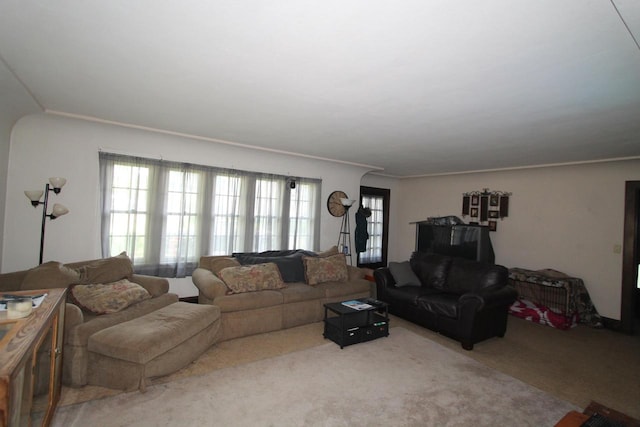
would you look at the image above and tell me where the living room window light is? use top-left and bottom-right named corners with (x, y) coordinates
top-left (99, 152), bottom-right (321, 277)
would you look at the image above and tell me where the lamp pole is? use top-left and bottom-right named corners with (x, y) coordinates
top-left (39, 184), bottom-right (51, 265)
top-left (25, 177), bottom-right (68, 265)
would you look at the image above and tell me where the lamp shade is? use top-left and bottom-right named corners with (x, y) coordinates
top-left (24, 190), bottom-right (44, 202)
top-left (48, 177), bottom-right (67, 190)
top-left (50, 203), bottom-right (69, 218)
top-left (340, 198), bottom-right (356, 207)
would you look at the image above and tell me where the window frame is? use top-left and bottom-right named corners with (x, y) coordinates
top-left (99, 152), bottom-right (321, 277)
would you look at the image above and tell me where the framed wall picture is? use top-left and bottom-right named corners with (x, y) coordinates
top-left (463, 189), bottom-right (511, 232)
top-left (480, 195), bottom-right (489, 222)
top-left (499, 196), bottom-right (509, 217)
top-left (462, 195), bottom-right (470, 216)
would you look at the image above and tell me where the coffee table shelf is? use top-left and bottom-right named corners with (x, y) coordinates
top-left (323, 300), bottom-right (389, 348)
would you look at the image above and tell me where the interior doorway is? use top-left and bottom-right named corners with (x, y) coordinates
top-left (357, 186), bottom-right (390, 270)
top-left (621, 181), bottom-right (640, 334)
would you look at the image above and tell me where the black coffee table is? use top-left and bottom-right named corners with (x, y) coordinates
top-left (323, 298), bottom-right (389, 348)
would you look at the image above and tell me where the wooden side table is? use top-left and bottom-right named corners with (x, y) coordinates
top-left (0, 288), bottom-right (66, 427)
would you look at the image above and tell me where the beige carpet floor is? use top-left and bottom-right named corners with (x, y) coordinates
top-left (58, 315), bottom-right (640, 420)
top-left (52, 327), bottom-right (578, 426)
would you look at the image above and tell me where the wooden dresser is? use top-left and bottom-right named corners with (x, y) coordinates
top-left (0, 288), bottom-right (66, 427)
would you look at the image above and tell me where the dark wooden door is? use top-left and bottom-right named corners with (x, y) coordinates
top-left (621, 181), bottom-right (640, 334)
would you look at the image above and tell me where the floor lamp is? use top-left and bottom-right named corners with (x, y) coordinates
top-left (24, 177), bottom-right (69, 264)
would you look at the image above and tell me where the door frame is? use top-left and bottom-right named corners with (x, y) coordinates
top-left (357, 186), bottom-right (390, 269)
top-left (620, 180), bottom-right (640, 334)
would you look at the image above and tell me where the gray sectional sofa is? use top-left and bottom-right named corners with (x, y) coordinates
top-left (192, 247), bottom-right (372, 341)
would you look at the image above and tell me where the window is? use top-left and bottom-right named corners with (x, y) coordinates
top-left (357, 186), bottom-right (390, 269)
top-left (106, 163), bottom-right (150, 263)
top-left (253, 178), bottom-right (283, 252)
top-left (210, 174), bottom-right (244, 255)
top-left (288, 182), bottom-right (318, 250)
top-left (163, 169), bottom-right (201, 265)
top-left (99, 152), bottom-right (321, 277)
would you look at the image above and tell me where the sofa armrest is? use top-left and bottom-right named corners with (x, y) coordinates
top-left (373, 267), bottom-right (397, 302)
top-left (65, 302), bottom-right (84, 329)
top-left (130, 274), bottom-right (169, 297)
top-left (192, 267), bottom-right (228, 301)
top-left (458, 285), bottom-right (518, 312)
top-left (347, 265), bottom-right (365, 280)
top-left (0, 270), bottom-right (28, 293)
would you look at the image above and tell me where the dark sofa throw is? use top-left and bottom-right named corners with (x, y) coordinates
top-left (234, 250), bottom-right (316, 283)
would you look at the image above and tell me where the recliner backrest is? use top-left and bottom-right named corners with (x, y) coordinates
top-left (409, 252), bottom-right (452, 290)
top-left (446, 257), bottom-right (507, 293)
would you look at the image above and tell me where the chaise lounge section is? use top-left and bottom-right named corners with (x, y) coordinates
top-left (0, 253), bottom-right (220, 389)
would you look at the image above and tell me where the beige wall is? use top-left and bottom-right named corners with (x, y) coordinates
top-left (0, 62), bottom-right (42, 265)
top-left (4, 113), bottom-right (639, 316)
top-left (390, 159), bottom-right (640, 320)
top-left (3, 113), bottom-right (373, 274)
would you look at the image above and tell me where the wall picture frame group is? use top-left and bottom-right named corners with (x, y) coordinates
top-left (461, 189), bottom-right (511, 232)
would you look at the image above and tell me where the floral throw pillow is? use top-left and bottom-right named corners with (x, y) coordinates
top-left (218, 262), bottom-right (286, 294)
top-left (69, 279), bottom-right (151, 315)
top-left (303, 254), bottom-right (348, 285)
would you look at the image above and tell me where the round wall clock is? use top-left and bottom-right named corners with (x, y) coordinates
top-left (327, 190), bottom-right (348, 217)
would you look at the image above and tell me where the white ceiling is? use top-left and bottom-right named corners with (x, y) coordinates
top-left (1, 0), bottom-right (639, 177)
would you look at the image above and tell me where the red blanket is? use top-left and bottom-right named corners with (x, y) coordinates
top-left (509, 299), bottom-right (577, 330)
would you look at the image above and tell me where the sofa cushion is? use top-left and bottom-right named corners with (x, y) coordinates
top-left (21, 261), bottom-right (81, 290)
top-left (213, 290), bottom-right (284, 312)
top-left (386, 286), bottom-right (442, 306)
top-left (88, 302), bottom-right (220, 364)
top-left (447, 258), bottom-right (508, 293)
top-left (417, 293), bottom-right (459, 318)
top-left (218, 262), bottom-right (286, 294)
top-left (69, 279), bottom-right (151, 315)
top-left (389, 261), bottom-right (421, 287)
top-left (303, 254), bottom-right (348, 285)
top-left (279, 283), bottom-right (324, 304)
top-left (75, 252), bottom-right (134, 285)
top-left (409, 252), bottom-right (452, 290)
top-left (314, 278), bottom-right (370, 299)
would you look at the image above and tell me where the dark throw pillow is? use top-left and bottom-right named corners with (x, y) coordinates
top-left (234, 250), bottom-right (315, 283)
top-left (388, 261), bottom-right (421, 287)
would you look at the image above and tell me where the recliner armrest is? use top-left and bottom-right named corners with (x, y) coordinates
top-left (192, 267), bottom-right (228, 301)
top-left (459, 285), bottom-right (518, 311)
top-left (374, 267), bottom-right (397, 301)
top-left (130, 274), bottom-right (169, 297)
top-left (347, 265), bottom-right (365, 280)
top-left (64, 302), bottom-right (84, 329)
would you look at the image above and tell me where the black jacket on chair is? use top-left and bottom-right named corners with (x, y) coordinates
top-left (374, 252), bottom-right (517, 350)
